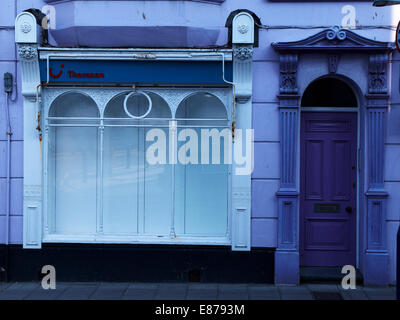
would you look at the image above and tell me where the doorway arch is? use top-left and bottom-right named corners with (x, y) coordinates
top-left (301, 77), bottom-right (358, 108)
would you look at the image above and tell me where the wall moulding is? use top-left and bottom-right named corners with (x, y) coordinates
top-left (272, 27), bottom-right (394, 53)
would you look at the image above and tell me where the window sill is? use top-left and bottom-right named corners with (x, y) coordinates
top-left (43, 234), bottom-right (231, 246)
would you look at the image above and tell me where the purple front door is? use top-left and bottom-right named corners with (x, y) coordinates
top-left (300, 112), bottom-right (357, 266)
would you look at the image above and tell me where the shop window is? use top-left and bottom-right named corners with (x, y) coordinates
top-left (175, 93), bottom-right (229, 236)
top-left (102, 92), bottom-right (172, 235)
top-left (47, 92), bottom-right (99, 234)
top-left (45, 89), bottom-right (231, 243)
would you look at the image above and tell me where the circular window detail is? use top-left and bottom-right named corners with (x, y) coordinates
top-left (123, 91), bottom-right (152, 119)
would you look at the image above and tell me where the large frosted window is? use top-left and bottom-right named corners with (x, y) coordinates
top-left (46, 90), bottom-right (230, 242)
top-left (175, 93), bottom-right (229, 236)
top-left (103, 92), bottom-right (172, 235)
top-left (47, 92), bottom-right (99, 234)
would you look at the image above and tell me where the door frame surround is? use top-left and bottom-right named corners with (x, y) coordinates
top-left (300, 75), bottom-right (361, 268)
top-left (272, 26), bottom-right (393, 285)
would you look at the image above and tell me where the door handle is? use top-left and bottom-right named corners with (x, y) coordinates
top-left (345, 206), bottom-right (352, 214)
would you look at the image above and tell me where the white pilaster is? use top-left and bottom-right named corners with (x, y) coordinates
top-left (16, 12), bottom-right (43, 249)
top-left (231, 12), bottom-right (254, 251)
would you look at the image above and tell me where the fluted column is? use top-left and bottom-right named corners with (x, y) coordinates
top-left (364, 53), bottom-right (389, 285)
top-left (275, 54), bottom-right (300, 285)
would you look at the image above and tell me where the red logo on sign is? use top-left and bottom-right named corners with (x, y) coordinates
top-left (48, 64), bottom-right (105, 80)
top-left (49, 64), bottom-right (64, 79)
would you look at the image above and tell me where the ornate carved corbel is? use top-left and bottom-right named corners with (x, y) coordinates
top-left (233, 46), bottom-right (253, 60)
top-left (18, 44), bottom-right (38, 61)
top-left (279, 54), bottom-right (298, 94)
top-left (233, 45), bottom-right (253, 103)
top-left (368, 54), bottom-right (388, 94)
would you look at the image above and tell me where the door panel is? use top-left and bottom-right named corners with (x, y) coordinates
top-left (300, 112), bottom-right (357, 267)
top-left (332, 139), bottom-right (351, 201)
top-left (305, 140), bottom-right (324, 200)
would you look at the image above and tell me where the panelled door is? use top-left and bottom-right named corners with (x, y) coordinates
top-left (300, 112), bottom-right (357, 266)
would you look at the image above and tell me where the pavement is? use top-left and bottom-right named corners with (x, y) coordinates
top-left (0, 282), bottom-right (396, 300)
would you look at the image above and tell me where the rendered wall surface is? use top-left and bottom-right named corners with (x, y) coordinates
top-left (0, 0), bottom-right (399, 284)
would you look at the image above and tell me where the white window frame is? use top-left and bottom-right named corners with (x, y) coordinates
top-left (41, 87), bottom-right (233, 246)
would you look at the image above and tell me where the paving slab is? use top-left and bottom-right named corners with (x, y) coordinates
top-left (124, 289), bottom-right (157, 300)
top-left (363, 287), bottom-right (396, 300)
top-left (217, 293), bottom-right (249, 300)
top-left (218, 284), bottom-right (248, 300)
top-left (89, 283), bottom-right (129, 300)
top-left (248, 285), bottom-right (279, 291)
top-left (155, 292), bottom-right (188, 300)
top-left (306, 284), bottom-right (340, 292)
top-left (0, 282), bottom-right (12, 292)
top-left (187, 284), bottom-right (219, 300)
top-left (155, 283), bottom-right (188, 300)
top-left (188, 284), bottom-right (219, 290)
top-left (248, 285), bottom-right (280, 300)
top-left (124, 283), bottom-right (158, 300)
top-left (0, 282), bottom-right (40, 300)
top-left (187, 291), bottom-right (218, 300)
top-left (128, 283), bottom-right (159, 290)
top-left (219, 284), bottom-right (248, 290)
top-left (278, 286), bottom-right (313, 300)
top-left (57, 283), bottom-right (99, 300)
top-left (25, 283), bottom-right (69, 300)
top-left (339, 288), bottom-right (369, 300)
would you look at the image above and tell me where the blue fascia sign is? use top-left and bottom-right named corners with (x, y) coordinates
top-left (39, 60), bottom-right (233, 84)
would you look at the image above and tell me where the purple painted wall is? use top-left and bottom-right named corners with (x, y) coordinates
top-left (0, 0), bottom-right (47, 244)
top-left (1, 0), bottom-right (399, 284)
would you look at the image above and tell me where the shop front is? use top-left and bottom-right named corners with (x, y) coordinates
top-left (9, 5), bottom-right (397, 286)
top-left (12, 10), bottom-right (275, 282)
